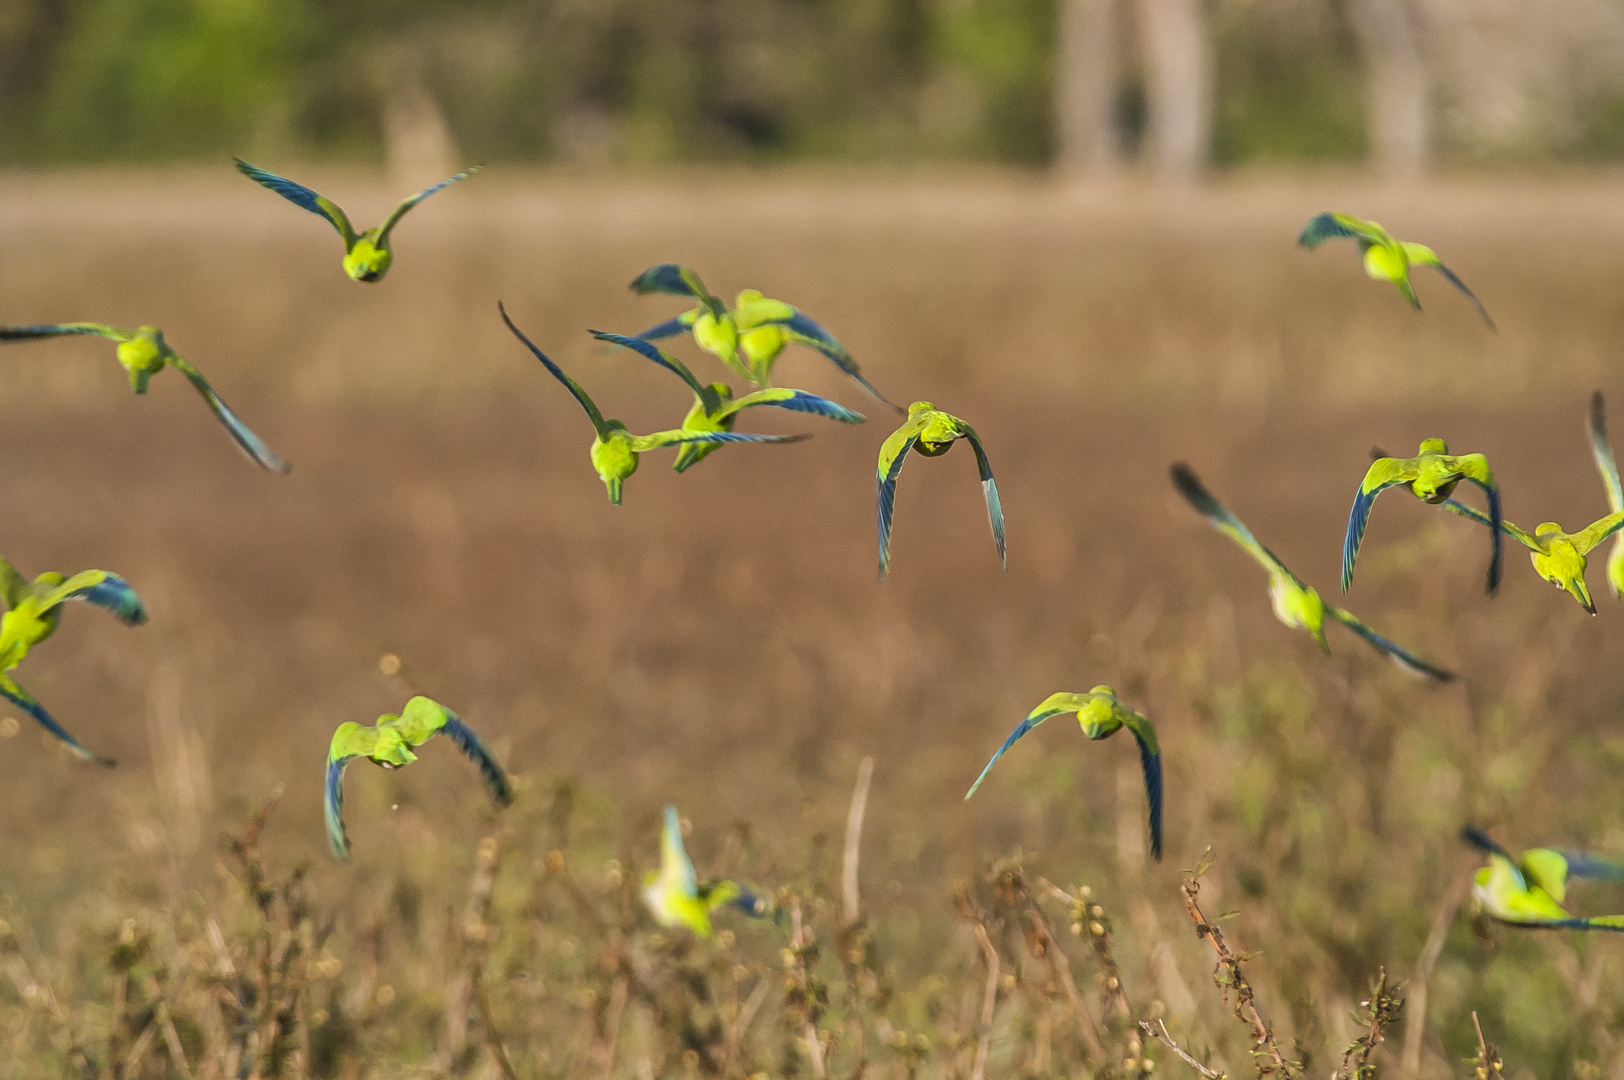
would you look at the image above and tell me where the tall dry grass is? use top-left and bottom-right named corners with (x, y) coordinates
top-left (2, 170), bottom-right (1624, 1077)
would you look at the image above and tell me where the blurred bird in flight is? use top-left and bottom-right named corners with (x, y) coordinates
top-left (1587, 391), bottom-right (1624, 599)
top-left (325, 695), bottom-right (512, 860)
top-left (1298, 212), bottom-right (1495, 330)
top-left (0, 323), bottom-right (289, 473)
top-left (591, 331), bottom-right (864, 472)
top-left (1343, 439), bottom-right (1501, 594)
top-left (1172, 464), bottom-right (1453, 680)
top-left (1441, 499), bottom-right (1624, 614)
top-left (500, 304), bottom-right (804, 504)
top-left (965, 687), bottom-right (1163, 860)
top-left (877, 402), bottom-right (1005, 579)
top-left (0, 555), bottom-right (147, 766)
top-left (630, 263), bottom-right (899, 410)
top-left (1463, 827), bottom-right (1624, 931)
top-left (235, 158), bottom-right (478, 283)
top-left (642, 804), bottom-right (768, 939)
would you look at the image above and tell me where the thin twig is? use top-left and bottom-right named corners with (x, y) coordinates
top-left (843, 757), bottom-right (875, 925)
top-left (1471, 1013), bottom-right (1505, 1080)
top-left (1140, 1019), bottom-right (1226, 1080)
top-left (1336, 968), bottom-right (1402, 1080)
top-left (1400, 867), bottom-right (1473, 1079)
top-left (970, 922), bottom-right (1001, 1080)
top-left (1025, 897), bottom-right (1108, 1062)
top-left (475, 978), bottom-right (521, 1080)
top-left (1180, 854), bottom-right (1295, 1078)
top-left (596, 973), bottom-right (629, 1080)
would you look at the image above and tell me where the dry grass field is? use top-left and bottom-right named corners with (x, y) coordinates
top-left (3, 168), bottom-right (1624, 1078)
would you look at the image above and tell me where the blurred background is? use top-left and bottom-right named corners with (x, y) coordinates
top-left (7, 3), bottom-right (1624, 1080)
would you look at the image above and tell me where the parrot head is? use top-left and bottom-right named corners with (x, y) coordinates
top-left (1531, 528), bottom-right (1594, 613)
top-left (369, 727), bottom-right (418, 769)
top-left (115, 329), bottom-right (167, 393)
top-left (344, 233), bottom-right (393, 283)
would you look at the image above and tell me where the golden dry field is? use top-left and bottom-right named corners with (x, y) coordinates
top-left (3, 169), bottom-right (1624, 1078)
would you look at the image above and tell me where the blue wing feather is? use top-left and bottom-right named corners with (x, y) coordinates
top-left (438, 715), bottom-right (514, 807)
top-left (0, 676), bottom-right (113, 766)
top-left (1298, 212), bottom-right (1362, 248)
top-left (325, 756), bottom-right (352, 860)
top-left (876, 434), bottom-right (918, 579)
top-left (590, 330), bottom-right (707, 396)
top-left (630, 263), bottom-right (702, 298)
top-left (67, 575), bottom-right (148, 626)
top-left (634, 316), bottom-right (692, 342)
top-left (1555, 851), bottom-right (1624, 884)
top-left (1473, 478), bottom-right (1503, 595)
top-left (742, 390), bottom-right (864, 423)
top-left (1132, 733), bottom-right (1163, 861)
top-left (964, 710), bottom-right (1052, 800)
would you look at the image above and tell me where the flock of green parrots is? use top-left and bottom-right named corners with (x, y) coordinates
top-left (1, 166), bottom-right (1619, 939)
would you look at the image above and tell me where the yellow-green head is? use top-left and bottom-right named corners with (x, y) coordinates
top-left (343, 232), bottom-right (393, 282)
top-left (1531, 527), bottom-right (1594, 613)
top-left (589, 423), bottom-right (638, 504)
top-left (115, 328), bottom-right (167, 393)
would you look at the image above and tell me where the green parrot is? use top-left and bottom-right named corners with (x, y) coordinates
top-left (1463, 827), bottom-right (1624, 931)
top-left (630, 264), bottom-right (899, 410)
top-left (641, 804), bottom-right (767, 940)
top-left (1587, 391), bottom-right (1624, 600)
top-left (325, 695), bottom-right (513, 861)
top-left (0, 555), bottom-right (147, 766)
top-left (1440, 498), bottom-right (1624, 614)
top-left (1173, 464), bottom-right (1453, 680)
top-left (235, 158), bottom-right (478, 283)
top-left (877, 401), bottom-right (1005, 579)
top-left (965, 687), bottom-right (1162, 861)
top-left (0, 323), bottom-right (289, 473)
top-left (1343, 439), bottom-right (1501, 594)
top-left (500, 304), bottom-right (806, 504)
top-left (591, 331), bottom-right (864, 472)
top-left (1298, 212), bottom-right (1495, 329)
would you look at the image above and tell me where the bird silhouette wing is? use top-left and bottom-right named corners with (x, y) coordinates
top-left (1463, 826), bottom-right (1524, 878)
top-left (377, 167), bottom-right (480, 242)
top-left (0, 672), bottom-right (113, 766)
top-left (1551, 849), bottom-right (1624, 886)
top-left (1575, 509), bottom-right (1624, 556)
top-left (633, 429), bottom-right (807, 451)
top-left (1298, 212), bottom-right (1383, 250)
top-left (1440, 498), bottom-right (1542, 551)
top-left (721, 388), bottom-right (865, 423)
top-left (956, 420), bottom-right (1007, 571)
top-left (1591, 392), bottom-right (1623, 513)
top-left (0, 322), bottom-right (133, 343)
top-left (658, 804), bottom-right (699, 900)
top-left (37, 570), bottom-right (147, 625)
top-left (1341, 456), bottom-right (1421, 592)
top-left (393, 696), bottom-right (514, 806)
top-left (1401, 242), bottom-right (1495, 331)
top-left (1170, 464), bottom-right (1295, 581)
top-left (234, 158), bottom-right (357, 246)
top-left (1326, 605), bottom-right (1455, 681)
top-left (590, 330), bottom-right (714, 403)
top-left (500, 302), bottom-right (611, 438)
top-left (876, 416), bottom-right (929, 579)
top-left (633, 310), bottom-right (700, 342)
top-left (1114, 702), bottom-right (1164, 860)
top-left (964, 694), bottom-right (1085, 800)
top-left (631, 264), bottom-right (723, 315)
top-left (164, 354), bottom-right (291, 474)
top-left (325, 721), bottom-right (385, 860)
top-left (1449, 454), bottom-right (1503, 592)
top-left (0, 557), bottom-right (24, 610)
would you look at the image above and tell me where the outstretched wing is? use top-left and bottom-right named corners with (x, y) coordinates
top-left (377, 167), bottom-right (480, 242)
top-left (1449, 454), bottom-right (1503, 593)
top-left (499, 302), bottom-right (611, 439)
top-left (876, 418), bottom-right (927, 580)
top-left (964, 697), bottom-right (1080, 800)
top-left (631, 264), bottom-right (719, 308)
top-left (1342, 457), bottom-right (1420, 592)
top-left (957, 421), bottom-right (1007, 572)
top-left (633, 310), bottom-right (699, 342)
top-left (590, 330), bottom-right (712, 401)
top-left (659, 804), bottom-right (698, 900)
top-left (165, 355), bottom-right (291, 474)
top-left (0, 672), bottom-right (113, 766)
top-left (1326, 605), bottom-right (1455, 681)
top-left (1440, 498), bottom-right (1542, 551)
top-left (324, 754), bottom-right (355, 860)
top-left (1298, 212), bottom-right (1382, 250)
top-left (436, 713), bottom-right (514, 808)
top-left (1591, 392), bottom-right (1624, 515)
top-left (1575, 509), bottom-right (1624, 557)
top-left (234, 158), bottom-right (357, 246)
top-left (37, 570), bottom-right (147, 625)
top-left (1116, 704), bottom-right (1163, 861)
top-left (632, 429), bottom-right (808, 451)
top-left (0, 557), bottom-right (22, 609)
top-left (1553, 850), bottom-right (1624, 885)
top-left (723, 387), bottom-right (865, 423)
top-left (0, 322), bottom-right (132, 343)
top-left (1401, 243), bottom-right (1496, 331)
top-left (1170, 463), bottom-right (1295, 581)
top-left (1462, 826), bottom-right (1523, 874)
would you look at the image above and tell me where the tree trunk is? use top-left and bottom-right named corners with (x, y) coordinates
top-left (1348, 0), bottom-right (1430, 178)
top-left (1135, 0), bottom-right (1213, 182)
top-left (1055, 0), bottom-right (1122, 173)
